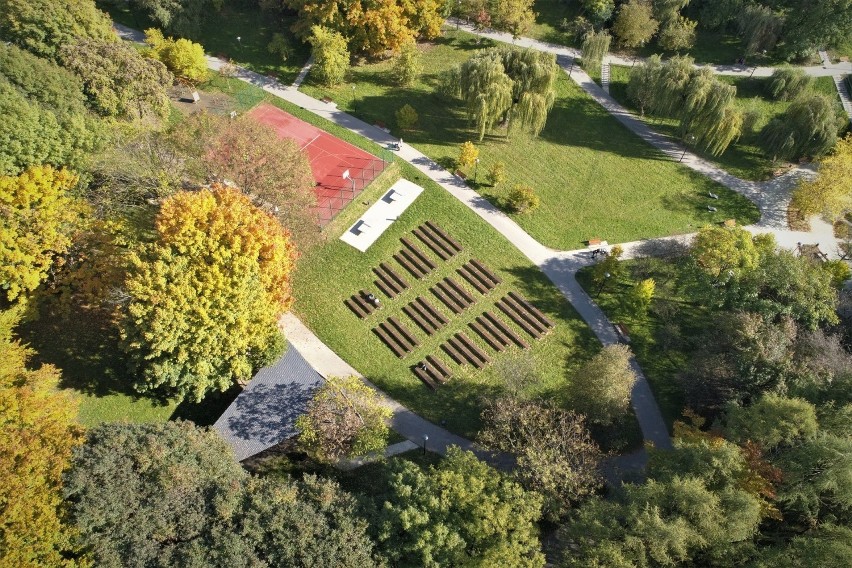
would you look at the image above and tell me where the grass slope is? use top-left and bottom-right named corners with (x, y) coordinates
top-left (302, 30), bottom-right (758, 250)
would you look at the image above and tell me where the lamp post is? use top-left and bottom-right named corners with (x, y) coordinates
top-left (236, 36), bottom-right (241, 47)
top-left (679, 133), bottom-right (696, 162)
top-left (456, 0), bottom-right (461, 30)
top-left (474, 158), bottom-right (480, 183)
top-left (422, 434), bottom-right (429, 455)
top-left (597, 272), bottom-right (611, 297)
top-left (351, 85), bottom-right (356, 113)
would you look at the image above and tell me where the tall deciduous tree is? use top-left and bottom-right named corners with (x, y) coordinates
top-left (738, 4), bottom-right (783, 56)
top-left (581, 0), bottom-right (615, 27)
top-left (0, 166), bottom-right (87, 304)
top-left (658, 15), bottom-right (697, 51)
top-left (478, 397), bottom-right (602, 519)
top-left (456, 50), bottom-right (514, 140)
top-left (760, 94), bottom-right (839, 162)
top-left (309, 25), bottom-right (350, 87)
top-left (580, 29), bottom-right (611, 75)
top-left (791, 134), bottom-right (852, 218)
top-left (612, 0), bottom-right (659, 48)
top-left (204, 114), bottom-right (319, 248)
top-left (120, 185), bottom-right (296, 401)
top-left (391, 38), bottom-right (422, 86)
top-left (0, 0), bottom-right (115, 59)
top-left (130, 0), bottom-right (214, 39)
top-left (296, 375), bottom-right (392, 462)
top-left (567, 344), bottom-right (637, 426)
top-left (144, 28), bottom-right (208, 84)
top-left (0, 309), bottom-right (82, 567)
top-left (374, 446), bottom-right (545, 567)
top-left (492, 0), bottom-right (536, 39)
top-left (767, 67), bottom-right (813, 101)
top-left (724, 394), bottom-right (818, 449)
top-left (60, 39), bottom-right (173, 120)
top-left (774, 0), bottom-right (852, 59)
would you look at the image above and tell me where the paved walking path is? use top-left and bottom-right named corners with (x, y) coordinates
top-left (337, 440), bottom-right (419, 471)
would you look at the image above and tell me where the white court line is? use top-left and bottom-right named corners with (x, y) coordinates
top-left (301, 133), bottom-right (321, 149)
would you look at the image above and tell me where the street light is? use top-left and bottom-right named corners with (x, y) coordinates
top-left (679, 133), bottom-right (696, 162)
top-left (597, 272), bottom-right (611, 297)
top-left (351, 85), bottom-right (356, 113)
top-left (422, 434), bottom-right (429, 455)
top-left (474, 158), bottom-right (480, 183)
top-left (456, 0), bottom-right (461, 30)
top-left (236, 36), bottom-right (241, 47)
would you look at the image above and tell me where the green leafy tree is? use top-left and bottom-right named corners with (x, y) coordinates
top-left (395, 103), bottom-right (419, 129)
top-left (567, 344), bottom-right (637, 426)
top-left (0, 308), bottom-right (83, 567)
top-left (625, 277), bottom-right (655, 316)
top-left (658, 15), bottom-right (697, 51)
top-left (752, 524), bottom-right (852, 568)
top-left (144, 28), bottom-right (208, 84)
top-left (120, 185), bottom-right (296, 401)
top-left (478, 397), bottom-right (602, 519)
top-left (689, 224), bottom-right (760, 283)
top-left (60, 39), bottom-right (173, 120)
top-left (453, 47), bottom-right (558, 140)
top-left (791, 134), bottom-right (852, 218)
top-left (612, 0), bottom-right (659, 47)
top-left (267, 32), bottom-right (293, 61)
top-left (374, 446), bottom-right (545, 567)
top-left (581, 0), bottom-right (615, 27)
top-left (653, 0), bottom-right (690, 22)
top-left (506, 184), bottom-right (540, 212)
top-left (774, 0), bottom-right (852, 59)
top-left (738, 4), bottom-right (783, 56)
top-left (309, 26), bottom-right (350, 87)
top-left (0, 43), bottom-right (87, 117)
top-left (131, 0), bottom-right (213, 38)
top-left (680, 68), bottom-right (744, 156)
top-left (767, 66), bottom-right (814, 101)
top-left (492, 0), bottom-right (536, 39)
top-left (724, 394), bottom-right (819, 449)
top-left (697, 0), bottom-right (744, 30)
top-left (760, 94), bottom-right (839, 162)
top-left (392, 38), bottom-right (422, 86)
top-left (592, 243), bottom-right (624, 287)
top-left (580, 30), bottom-right (611, 75)
top-left (65, 421), bottom-right (379, 567)
top-left (295, 375), bottom-right (392, 462)
top-left (0, 166), bottom-right (87, 304)
top-left (487, 160), bottom-right (507, 187)
top-left (0, 0), bottom-right (114, 59)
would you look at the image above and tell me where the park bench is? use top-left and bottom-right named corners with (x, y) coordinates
top-left (469, 320), bottom-right (506, 352)
top-left (432, 278), bottom-right (474, 314)
top-left (587, 237), bottom-right (603, 246)
top-left (372, 317), bottom-right (420, 357)
top-left (403, 296), bottom-right (448, 335)
top-left (412, 355), bottom-right (452, 390)
top-left (469, 258), bottom-right (501, 286)
top-left (457, 265), bottom-right (490, 294)
top-left (482, 311), bottom-right (529, 349)
top-left (441, 333), bottom-right (490, 368)
top-left (394, 248), bottom-right (430, 279)
top-left (344, 289), bottom-right (380, 319)
top-left (400, 238), bottom-right (437, 271)
top-left (425, 221), bottom-right (463, 254)
top-left (413, 226), bottom-right (452, 260)
top-left (496, 298), bottom-right (546, 339)
top-left (508, 291), bottom-right (555, 329)
top-left (373, 263), bottom-right (409, 298)
top-left (613, 322), bottom-right (631, 343)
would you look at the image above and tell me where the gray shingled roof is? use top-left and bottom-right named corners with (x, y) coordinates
top-left (214, 342), bottom-right (323, 461)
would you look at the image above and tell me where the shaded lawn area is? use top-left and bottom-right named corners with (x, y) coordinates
top-left (302, 30), bottom-right (758, 250)
top-left (575, 257), bottom-right (714, 428)
top-left (98, 0), bottom-right (309, 84)
top-left (19, 297), bottom-right (242, 428)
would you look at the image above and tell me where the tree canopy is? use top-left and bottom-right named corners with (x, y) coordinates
top-left (144, 28), bottom-right (208, 84)
top-left (374, 446), bottom-right (545, 567)
top-left (612, 0), bottom-right (659, 47)
top-left (791, 134), bottom-right (852, 218)
top-left (119, 185), bottom-right (296, 401)
top-left (567, 344), bottom-right (637, 426)
top-left (0, 166), bottom-right (87, 304)
top-left (308, 25), bottom-right (350, 87)
top-left (0, 0), bottom-right (115, 59)
top-left (60, 39), bottom-right (173, 120)
top-left (760, 94), bottom-right (840, 162)
top-left (296, 375), bottom-right (392, 462)
top-left (0, 308), bottom-right (82, 567)
top-left (452, 47), bottom-right (558, 140)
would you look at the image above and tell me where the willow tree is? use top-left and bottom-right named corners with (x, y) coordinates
top-left (454, 47), bottom-right (557, 140)
top-left (580, 30), bottom-right (611, 76)
top-left (682, 69), bottom-right (743, 156)
top-left (760, 94), bottom-right (839, 162)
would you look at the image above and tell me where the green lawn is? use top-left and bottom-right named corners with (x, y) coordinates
top-left (575, 257), bottom-right (710, 428)
top-left (99, 1), bottom-right (309, 84)
top-left (302, 30), bottom-right (758, 250)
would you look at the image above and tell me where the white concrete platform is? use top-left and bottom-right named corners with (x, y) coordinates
top-left (339, 178), bottom-right (424, 252)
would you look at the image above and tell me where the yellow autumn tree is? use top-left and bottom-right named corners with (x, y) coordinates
top-left (0, 308), bottom-right (83, 566)
top-left (0, 165), bottom-right (87, 304)
top-left (792, 134), bottom-right (852, 218)
top-left (120, 185), bottom-right (297, 402)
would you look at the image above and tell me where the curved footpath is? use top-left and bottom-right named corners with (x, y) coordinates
top-left (115, 23), bottom-right (844, 471)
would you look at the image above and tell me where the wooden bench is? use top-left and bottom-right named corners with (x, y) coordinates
top-left (614, 322), bottom-right (631, 343)
top-left (401, 238), bottom-right (437, 271)
top-left (425, 221), bottom-right (463, 254)
top-left (502, 296), bottom-right (549, 335)
top-left (413, 226), bottom-right (452, 260)
top-left (403, 296), bottom-right (447, 335)
top-left (432, 279), bottom-right (474, 313)
top-left (587, 238), bottom-right (602, 246)
top-left (453, 332), bottom-right (491, 367)
top-left (411, 355), bottom-right (453, 389)
top-left (344, 289), bottom-right (379, 319)
top-left (431, 284), bottom-right (464, 314)
top-left (443, 277), bottom-right (475, 305)
top-left (372, 324), bottom-right (407, 357)
top-left (457, 265), bottom-right (490, 294)
top-left (394, 250), bottom-right (428, 279)
top-left (481, 311), bottom-right (529, 349)
top-left (372, 318), bottom-right (419, 357)
top-left (388, 317), bottom-right (420, 348)
top-left (496, 299), bottom-right (545, 339)
top-left (373, 263), bottom-right (409, 298)
top-left (508, 291), bottom-right (555, 329)
top-left (469, 258), bottom-right (502, 286)
top-left (469, 320), bottom-right (506, 351)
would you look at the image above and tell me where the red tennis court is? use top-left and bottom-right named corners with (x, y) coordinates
top-left (248, 103), bottom-right (386, 225)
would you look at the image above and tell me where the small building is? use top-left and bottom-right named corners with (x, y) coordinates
top-left (214, 342), bottom-right (323, 462)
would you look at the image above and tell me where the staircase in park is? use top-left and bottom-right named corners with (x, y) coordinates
top-left (600, 61), bottom-right (611, 94)
top-left (833, 74), bottom-right (852, 126)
